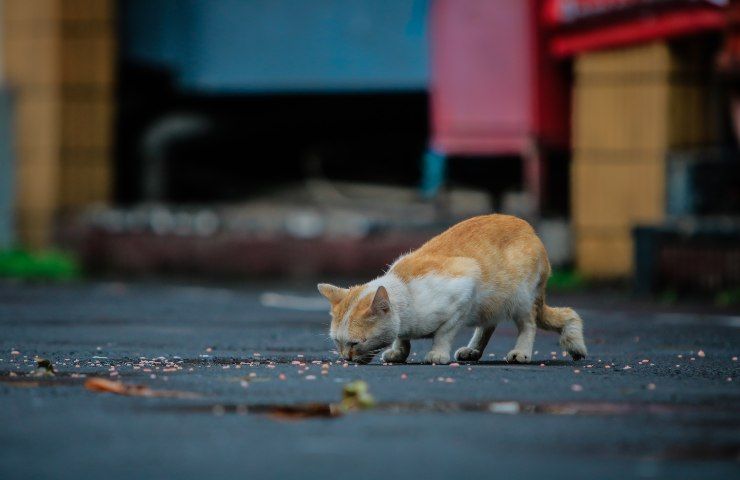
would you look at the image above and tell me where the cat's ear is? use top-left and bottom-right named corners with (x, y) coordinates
top-left (317, 283), bottom-right (349, 304)
top-left (370, 286), bottom-right (390, 315)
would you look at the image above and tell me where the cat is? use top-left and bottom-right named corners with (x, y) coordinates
top-left (317, 214), bottom-right (587, 365)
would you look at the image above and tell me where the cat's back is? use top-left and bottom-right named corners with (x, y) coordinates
top-left (391, 215), bottom-right (547, 282)
top-left (419, 214), bottom-right (539, 256)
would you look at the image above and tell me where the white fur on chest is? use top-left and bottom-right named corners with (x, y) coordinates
top-left (400, 274), bottom-right (477, 338)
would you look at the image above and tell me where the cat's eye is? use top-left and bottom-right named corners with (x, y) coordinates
top-left (347, 341), bottom-right (359, 348)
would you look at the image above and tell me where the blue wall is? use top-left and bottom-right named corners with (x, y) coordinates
top-left (122, 0), bottom-right (430, 93)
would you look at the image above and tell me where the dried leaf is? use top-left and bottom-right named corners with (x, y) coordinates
top-left (30, 357), bottom-right (55, 377)
top-left (339, 380), bottom-right (375, 411)
top-left (266, 403), bottom-right (341, 420)
top-left (84, 378), bottom-right (199, 398)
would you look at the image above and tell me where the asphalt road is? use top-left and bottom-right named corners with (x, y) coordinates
top-left (1, 281), bottom-right (738, 479)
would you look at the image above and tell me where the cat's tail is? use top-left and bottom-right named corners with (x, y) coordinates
top-left (536, 301), bottom-right (588, 360)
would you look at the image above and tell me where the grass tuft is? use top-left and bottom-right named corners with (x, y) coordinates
top-left (0, 249), bottom-right (80, 281)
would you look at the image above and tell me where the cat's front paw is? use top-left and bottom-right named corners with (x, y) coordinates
top-left (454, 347), bottom-right (482, 362)
top-left (424, 351), bottom-right (450, 365)
top-left (381, 348), bottom-right (409, 363)
top-left (506, 349), bottom-right (531, 364)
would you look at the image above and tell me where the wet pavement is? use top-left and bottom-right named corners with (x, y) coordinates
top-left (0, 281), bottom-right (738, 479)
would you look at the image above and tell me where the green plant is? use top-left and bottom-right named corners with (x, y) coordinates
top-left (547, 269), bottom-right (586, 291)
top-left (715, 288), bottom-right (740, 307)
top-left (0, 249), bottom-right (80, 281)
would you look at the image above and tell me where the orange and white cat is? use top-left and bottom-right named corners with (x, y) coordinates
top-left (318, 214), bottom-right (587, 365)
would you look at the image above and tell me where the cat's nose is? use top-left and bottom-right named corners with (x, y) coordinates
top-left (338, 346), bottom-right (349, 360)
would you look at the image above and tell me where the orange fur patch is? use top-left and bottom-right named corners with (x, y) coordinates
top-left (392, 214), bottom-right (548, 285)
top-left (330, 286), bottom-right (386, 341)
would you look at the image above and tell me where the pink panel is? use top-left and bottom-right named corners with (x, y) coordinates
top-left (430, 0), bottom-right (535, 155)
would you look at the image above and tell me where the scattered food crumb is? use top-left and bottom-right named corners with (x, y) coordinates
top-left (571, 384), bottom-right (583, 392)
top-left (697, 350), bottom-right (705, 358)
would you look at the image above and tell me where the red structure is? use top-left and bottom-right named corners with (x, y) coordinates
top-left (428, 0), bottom-right (729, 210)
top-left (545, 0), bottom-right (726, 56)
top-left (429, 0), bottom-right (570, 210)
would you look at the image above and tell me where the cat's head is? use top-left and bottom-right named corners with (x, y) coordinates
top-left (317, 282), bottom-right (398, 364)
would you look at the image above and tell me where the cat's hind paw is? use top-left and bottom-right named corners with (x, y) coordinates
top-left (506, 350), bottom-right (531, 364)
top-left (381, 348), bottom-right (409, 364)
top-left (424, 351), bottom-right (451, 365)
top-left (454, 347), bottom-right (482, 362)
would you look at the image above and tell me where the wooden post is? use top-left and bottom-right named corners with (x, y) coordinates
top-left (571, 41), bottom-right (715, 278)
top-left (1, 0), bottom-right (115, 249)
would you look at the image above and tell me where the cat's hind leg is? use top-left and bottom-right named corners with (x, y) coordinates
top-left (381, 339), bottom-right (411, 363)
top-left (454, 325), bottom-right (495, 362)
top-left (506, 307), bottom-right (537, 364)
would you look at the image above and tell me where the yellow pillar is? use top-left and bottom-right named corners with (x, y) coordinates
top-left (1, 0), bottom-right (115, 249)
top-left (571, 41), bottom-right (715, 278)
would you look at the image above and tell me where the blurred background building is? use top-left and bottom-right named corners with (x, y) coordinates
top-left (0, 0), bottom-right (738, 295)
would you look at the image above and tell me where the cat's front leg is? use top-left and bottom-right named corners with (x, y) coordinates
top-left (424, 318), bottom-right (463, 364)
top-left (381, 339), bottom-right (411, 363)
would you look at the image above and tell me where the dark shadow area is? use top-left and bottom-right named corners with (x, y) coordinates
top-left (116, 65), bottom-right (429, 204)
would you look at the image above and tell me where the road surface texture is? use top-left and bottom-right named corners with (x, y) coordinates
top-left (1, 281), bottom-right (738, 479)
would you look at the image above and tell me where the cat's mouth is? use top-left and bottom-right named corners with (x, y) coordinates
top-left (342, 338), bottom-right (392, 364)
top-left (350, 353), bottom-right (376, 365)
